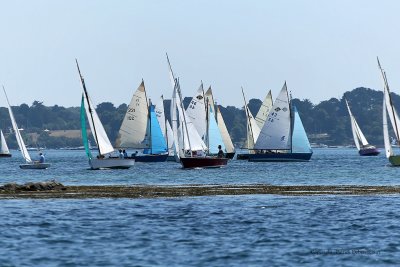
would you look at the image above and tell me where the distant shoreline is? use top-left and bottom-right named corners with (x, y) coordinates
top-left (1, 184), bottom-right (400, 199)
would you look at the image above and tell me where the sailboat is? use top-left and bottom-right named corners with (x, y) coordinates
top-left (378, 58), bottom-right (400, 166)
top-left (115, 81), bottom-right (168, 162)
top-left (237, 88), bottom-right (261, 160)
top-left (0, 130), bottom-right (11, 157)
top-left (248, 82), bottom-right (313, 162)
top-left (77, 60), bottom-right (135, 169)
top-left (3, 87), bottom-right (49, 169)
top-left (185, 83), bottom-right (233, 158)
top-left (172, 79), bottom-right (228, 168)
top-left (204, 86), bottom-right (236, 159)
top-left (345, 99), bottom-right (379, 156)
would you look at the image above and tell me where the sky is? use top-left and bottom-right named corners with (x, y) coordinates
top-left (0, 0), bottom-right (400, 108)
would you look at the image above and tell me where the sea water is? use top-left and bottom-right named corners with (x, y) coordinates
top-left (0, 148), bottom-right (399, 266)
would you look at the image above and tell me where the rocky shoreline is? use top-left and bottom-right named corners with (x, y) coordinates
top-left (1, 181), bottom-right (400, 199)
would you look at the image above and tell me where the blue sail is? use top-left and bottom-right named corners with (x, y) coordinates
top-left (80, 94), bottom-right (92, 159)
top-left (208, 106), bottom-right (226, 154)
top-left (291, 106), bottom-right (312, 153)
top-left (144, 105), bottom-right (168, 154)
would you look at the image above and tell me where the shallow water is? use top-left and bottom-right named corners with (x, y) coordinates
top-left (0, 148), bottom-right (397, 186)
top-left (1, 148), bottom-right (399, 266)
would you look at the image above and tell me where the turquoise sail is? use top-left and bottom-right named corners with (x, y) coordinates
top-left (208, 106), bottom-right (226, 154)
top-left (144, 105), bottom-right (168, 154)
top-left (291, 106), bottom-right (312, 153)
top-left (80, 94), bottom-right (92, 159)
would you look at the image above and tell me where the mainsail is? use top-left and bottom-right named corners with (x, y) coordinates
top-left (345, 99), bottom-right (369, 150)
top-left (3, 87), bottom-right (32, 163)
top-left (255, 83), bottom-right (291, 150)
top-left (383, 96), bottom-right (393, 158)
top-left (186, 83), bottom-right (207, 140)
top-left (115, 81), bottom-right (149, 149)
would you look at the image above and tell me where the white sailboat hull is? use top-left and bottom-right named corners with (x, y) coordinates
top-left (20, 163), bottom-right (51, 169)
top-left (89, 158), bottom-right (135, 170)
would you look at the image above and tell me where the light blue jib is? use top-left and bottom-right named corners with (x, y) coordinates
top-left (291, 106), bottom-right (312, 153)
top-left (144, 105), bottom-right (168, 154)
top-left (208, 106), bottom-right (226, 154)
top-left (80, 94), bottom-right (92, 159)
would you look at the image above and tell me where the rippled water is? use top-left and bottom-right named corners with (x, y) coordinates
top-left (0, 195), bottom-right (398, 266)
top-left (1, 148), bottom-right (399, 266)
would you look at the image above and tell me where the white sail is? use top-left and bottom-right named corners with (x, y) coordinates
top-left (3, 89), bottom-right (32, 162)
top-left (205, 87), bottom-right (215, 113)
top-left (255, 83), bottom-right (291, 150)
top-left (242, 88), bottom-right (260, 151)
top-left (383, 96), bottom-right (393, 158)
top-left (115, 81), bottom-right (149, 149)
top-left (255, 90), bottom-right (273, 129)
top-left (0, 130), bottom-right (10, 154)
top-left (171, 80), bottom-right (181, 160)
top-left (166, 120), bottom-right (174, 154)
top-left (186, 83), bottom-right (207, 140)
top-left (345, 99), bottom-right (369, 150)
top-left (82, 92), bottom-right (115, 155)
top-left (216, 106), bottom-right (235, 153)
top-left (378, 58), bottom-right (400, 142)
top-left (384, 87), bottom-right (400, 141)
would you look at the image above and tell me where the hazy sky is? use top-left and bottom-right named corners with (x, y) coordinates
top-left (0, 0), bottom-right (399, 108)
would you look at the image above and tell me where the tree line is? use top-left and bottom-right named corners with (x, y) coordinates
top-left (0, 87), bottom-right (398, 149)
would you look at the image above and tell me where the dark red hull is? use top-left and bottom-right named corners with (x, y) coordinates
top-left (180, 157), bottom-right (228, 169)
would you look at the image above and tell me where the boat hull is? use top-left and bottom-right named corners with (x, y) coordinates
top-left (236, 153), bottom-right (250, 160)
top-left (248, 152), bottom-right (313, 162)
top-left (180, 157), bottom-right (228, 169)
top-left (89, 158), bottom-right (135, 170)
top-left (389, 155), bottom-right (400, 166)
top-left (0, 153), bottom-right (12, 157)
top-left (129, 153), bottom-right (168, 162)
top-left (225, 152), bottom-right (236, 159)
top-left (20, 163), bottom-right (50, 169)
top-left (359, 148), bottom-right (380, 156)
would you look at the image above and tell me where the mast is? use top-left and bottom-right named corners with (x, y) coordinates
top-left (76, 60), bottom-right (102, 156)
top-left (201, 82), bottom-right (209, 153)
top-left (176, 78), bottom-right (193, 156)
top-left (241, 87), bottom-right (255, 150)
top-left (378, 57), bottom-right (400, 146)
top-left (287, 82), bottom-right (293, 153)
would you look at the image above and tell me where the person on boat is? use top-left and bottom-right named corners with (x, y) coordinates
top-left (217, 145), bottom-right (224, 158)
top-left (123, 149), bottom-right (128, 158)
top-left (118, 149), bottom-right (124, 159)
top-left (39, 152), bottom-right (45, 163)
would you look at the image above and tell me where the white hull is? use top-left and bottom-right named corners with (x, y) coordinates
top-left (20, 163), bottom-right (51, 169)
top-left (89, 158), bottom-right (135, 170)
